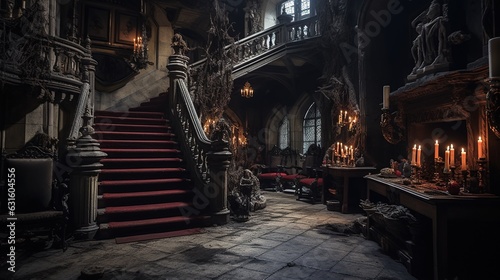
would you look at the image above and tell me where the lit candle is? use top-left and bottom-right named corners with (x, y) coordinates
top-left (383, 85), bottom-right (390, 109)
top-left (444, 146), bottom-right (450, 171)
top-left (417, 145), bottom-right (422, 166)
top-left (450, 144), bottom-right (455, 166)
top-left (434, 140), bottom-right (439, 159)
top-left (339, 110), bottom-right (343, 123)
top-left (412, 144), bottom-right (417, 165)
top-left (461, 148), bottom-right (466, 171)
top-left (478, 136), bottom-right (483, 159)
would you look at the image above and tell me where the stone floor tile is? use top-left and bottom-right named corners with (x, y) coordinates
top-left (331, 260), bottom-right (384, 279)
top-left (260, 231), bottom-right (297, 242)
top-left (265, 263), bottom-right (317, 279)
top-left (225, 244), bottom-right (268, 257)
top-left (214, 267), bottom-right (270, 280)
top-left (240, 258), bottom-right (287, 274)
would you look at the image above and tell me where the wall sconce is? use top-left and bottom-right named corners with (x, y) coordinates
top-left (487, 38), bottom-right (500, 139)
top-left (130, 23), bottom-right (153, 71)
top-left (241, 82), bottom-right (254, 98)
top-left (379, 85), bottom-right (405, 144)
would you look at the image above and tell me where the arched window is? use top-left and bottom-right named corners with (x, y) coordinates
top-left (278, 0), bottom-right (312, 22)
top-left (303, 102), bottom-right (321, 153)
top-left (278, 117), bottom-right (290, 149)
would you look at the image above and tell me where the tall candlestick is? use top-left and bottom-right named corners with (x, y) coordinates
top-left (383, 85), bottom-right (390, 109)
top-left (444, 146), bottom-right (450, 171)
top-left (350, 146), bottom-right (354, 160)
top-left (417, 145), bottom-right (422, 166)
top-left (450, 144), bottom-right (455, 166)
top-left (434, 140), bottom-right (439, 159)
top-left (339, 110), bottom-right (343, 124)
top-left (461, 148), bottom-right (466, 171)
top-left (412, 144), bottom-right (417, 165)
top-left (478, 136), bottom-right (483, 159)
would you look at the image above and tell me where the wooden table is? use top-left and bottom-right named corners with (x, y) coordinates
top-left (322, 166), bottom-right (376, 213)
top-left (365, 175), bottom-right (500, 280)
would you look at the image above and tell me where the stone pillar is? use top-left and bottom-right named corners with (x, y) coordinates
top-left (206, 138), bottom-right (232, 225)
top-left (67, 110), bottom-right (106, 240)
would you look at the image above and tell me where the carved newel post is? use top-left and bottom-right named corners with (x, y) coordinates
top-left (168, 34), bottom-right (190, 106)
top-left (67, 110), bottom-right (107, 239)
top-left (206, 131), bottom-right (232, 225)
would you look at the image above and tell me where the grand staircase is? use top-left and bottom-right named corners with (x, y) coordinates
top-left (93, 95), bottom-right (208, 242)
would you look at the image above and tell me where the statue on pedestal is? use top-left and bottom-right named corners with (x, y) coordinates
top-left (408, 0), bottom-right (450, 81)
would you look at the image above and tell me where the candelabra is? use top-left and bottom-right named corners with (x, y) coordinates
top-left (337, 109), bottom-right (358, 132)
top-left (130, 23), bottom-right (153, 71)
top-left (380, 108), bottom-right (405, 144)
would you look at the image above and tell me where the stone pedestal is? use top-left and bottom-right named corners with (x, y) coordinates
top-left (67, 134), bottom-right (106, 240)
top-left (206, 140), bottom-right (232, 225)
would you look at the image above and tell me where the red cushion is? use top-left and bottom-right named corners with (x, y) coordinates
top-left (299, 178), bottom-right (324, 186)
top-left (280, 174), bottom-right (306, 181)
top-left (258, 173), bottom-right (287, 180)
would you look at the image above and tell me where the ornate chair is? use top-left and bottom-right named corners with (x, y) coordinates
top-left (257, 145), bottom-right (287, 191)
top-left (294, 144), bottom-right (324, 203)
top-left (0, 134), bottom-right (68, 250)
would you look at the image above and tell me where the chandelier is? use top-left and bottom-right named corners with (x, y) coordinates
top-left (241, 82), bottom-right (254, 98)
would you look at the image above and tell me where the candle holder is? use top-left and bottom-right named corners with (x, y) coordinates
top-left (477, 158), bottom-right (488, 193)
top-left (130, 22), bottom-right (153, 71)
top-left (461, 170), bottom-right (469, 193)
top-left (432, 158), bottom-right (443, 183)
top-left (380, 108), bottom-right (405, 144)
top-left (468, 170), bottom-right (480, 193)
top-left (449, 166), bottom-right (456, 181)
top-left (411, 164), bottom-right (422, 185)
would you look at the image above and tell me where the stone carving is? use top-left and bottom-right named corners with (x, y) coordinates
top-left (171, 33), bottom-right (189, 56)
top-left (228, 169), bottom-right (266, 222)
top-left (408, 0), bottom-right (450, 81)
top-left (246, 0), bottom-right (262, 35)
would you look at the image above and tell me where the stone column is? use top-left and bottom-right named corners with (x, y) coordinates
top-left (206, 137), bottom-right (232, 225)
top-left (67, 110), bottom-right (106, 240)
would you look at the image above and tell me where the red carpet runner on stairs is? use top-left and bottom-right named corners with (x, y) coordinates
top-left (93, 95), bottom-right (207, 243)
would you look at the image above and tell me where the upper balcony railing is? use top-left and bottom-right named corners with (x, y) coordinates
top-left (189, 15), bottom-right (320, 81)
top-left (0, 13), bottom-right (94, 97)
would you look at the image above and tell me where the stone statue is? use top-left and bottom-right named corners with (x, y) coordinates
top-left (171, 33), bottom-right (189, 56)
top-left (408, 0), bottom-right (450, 81)
top-left (229, 169), bottom-right (266, 222)
top-left (246, 0), bottom-right (262, 35)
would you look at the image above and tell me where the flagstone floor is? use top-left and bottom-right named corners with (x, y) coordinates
top-left (2, 191), bottom-right (416, 280)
